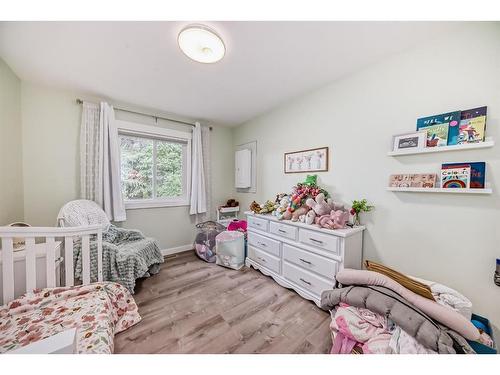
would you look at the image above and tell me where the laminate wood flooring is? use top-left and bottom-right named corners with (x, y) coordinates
top-left (114, 251), bottom-right (331, 354)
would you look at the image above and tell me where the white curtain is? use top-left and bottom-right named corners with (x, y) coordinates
top-left (100, 102), bottom-right (126, 222)
top-left (80, 102), bottom-right (100, 203)
top-left (201, 125), bottom-right (213, 220)
top-left (80, 101), bottom-right (126, 222)
top-left (189, 122), bottom-right (208, 216)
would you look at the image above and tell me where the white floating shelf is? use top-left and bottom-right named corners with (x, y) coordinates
top-left (387, 137), bottom-right (494, 156)
top-left (387, 187), bottom-right (492, 194)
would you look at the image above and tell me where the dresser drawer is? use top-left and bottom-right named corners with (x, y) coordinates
top-left (248, 246), bottom-right (280, 274)
top-left (298, 228), bottom-right (339, 254)
top-left (283, 262), bottom-right (334, 297)
top-left (247, 232), bottom-right (280, 257)
top-left (282, 244), bottom-right (338, 279)
top-left (247, 216), bottom-right (269, 231)
top-left (269, 221), bottom-right (297, 240)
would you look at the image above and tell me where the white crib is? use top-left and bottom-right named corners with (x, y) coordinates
top-left (0, 225), bottom-right (104, 305)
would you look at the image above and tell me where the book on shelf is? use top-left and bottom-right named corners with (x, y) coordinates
top-left (389, 173), bottom-right (437, 188)
top-left (458, 106), bottom-right (487, 144)
top-left (441, 162), bottom-right (486, 189)
top-left (416, 111), bottom-right (461, 147)
top-left (441, 164), bottom-right (471, 189)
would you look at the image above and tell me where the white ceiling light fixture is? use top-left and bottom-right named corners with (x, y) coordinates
top-left (177, 24), bottom-right (226, 64)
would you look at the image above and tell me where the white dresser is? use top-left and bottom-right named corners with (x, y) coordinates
top-left (245, 212), bottom-right (364, 306)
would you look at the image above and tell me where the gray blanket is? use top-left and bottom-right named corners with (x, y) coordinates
top-left (321, 285), bottom-right (475, 354)
top-left (73, 224), bottom-right (164, 293)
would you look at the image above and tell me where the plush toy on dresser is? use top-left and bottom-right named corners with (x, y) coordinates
top-left (273, 194), bottom-right (290, 220)
top-left (248, 174), bottom-right (361, 231)
top-left (315, 209), bottom-right (350, 230)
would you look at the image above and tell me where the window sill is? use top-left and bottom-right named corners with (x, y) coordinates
top-left (124, 199), bottom-right (189, 210)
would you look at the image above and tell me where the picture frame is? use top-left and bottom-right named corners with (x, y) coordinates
top-left (284, 147), bottom-right (329, 174)
top-left (392, 131), bottom-right (427, 152)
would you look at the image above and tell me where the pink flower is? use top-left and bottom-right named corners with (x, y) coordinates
top-left (17, 317), bottom-right (30, 325)
top-left (82, 315), bottom-right (95, 322)
top-left (42, 307), bottom-right (55, 316)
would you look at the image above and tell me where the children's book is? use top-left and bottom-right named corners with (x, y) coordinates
top-left (458, 106), bottom-right (487, 144)
top-left (389, 174), bottom-right (437, 188)
top-left (389, 174), bottom-right (411, 188)
top-left (442, 162), bottom-right (486, 189)
top-left (421, 123), bottom-right (449, 147)
top-left (414, 174), bottom-right (437, 188)
top-left (416, 111), bottom-right (461, 146)
top-left (441, 164), bottom-right (471, 189)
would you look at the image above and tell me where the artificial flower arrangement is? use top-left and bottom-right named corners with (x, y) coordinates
top-left (350, 199), bottom-right (374, 226)
top-left (249, 175), bottom-right (373, 230)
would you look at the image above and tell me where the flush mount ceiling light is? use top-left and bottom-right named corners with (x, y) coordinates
top-left (178, 24), bottom-right (225, 64)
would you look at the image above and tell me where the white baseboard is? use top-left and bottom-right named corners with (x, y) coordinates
top-left (161, 244), bottom-right (194, 256)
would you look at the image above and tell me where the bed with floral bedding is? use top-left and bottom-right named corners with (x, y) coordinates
top-left (0, 282), bottom-right (141, 354)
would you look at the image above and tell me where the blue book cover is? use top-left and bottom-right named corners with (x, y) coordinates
top-left (417, 111), bottom-right (461, 146)
top-left (442, 162), bottom-right (486, 188)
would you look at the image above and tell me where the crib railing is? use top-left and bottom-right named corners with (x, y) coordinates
top-left (0, 225), bottom-right (103, 305)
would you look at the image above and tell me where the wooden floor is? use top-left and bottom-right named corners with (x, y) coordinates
top-left (114, 251), bottom-right (332, 354)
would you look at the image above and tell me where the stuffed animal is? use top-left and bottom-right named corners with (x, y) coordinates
top-left (282, 209), bottom-right (293, 221)
top-left (250, 201), bottom-right (261, 213)
top-left (274, 195), bottom-right (290, 220)
top-left (305, 209), bottom-right (316, 225)
top-left (291, 206), bottom-right (310, 222)
top-left (287, 192), bottom-right (304, 213)
top-left (303, 174), bottom-right (318, 186)
top-left (223, 199), bottom-right (239, 207)
top-left (331, 201), bottom-right (345, 211)
top-left (275, 193), bottom-right (288, 204)
top-left (315, 210), bottom-right (349, 230)
top-left (306, 193), bottom-right (333, 216)
top-left (259, 200), bottom-right (277, 214)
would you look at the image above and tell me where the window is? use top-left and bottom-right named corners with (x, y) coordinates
top-left (117, 121), bottom-right (191, 209)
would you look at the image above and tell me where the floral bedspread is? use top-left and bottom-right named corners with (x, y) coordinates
top-left (0, 282), bottom-right (141, 354)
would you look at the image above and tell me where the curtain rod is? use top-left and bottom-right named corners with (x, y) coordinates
top-left (76, 98), bottom-right (212, 130)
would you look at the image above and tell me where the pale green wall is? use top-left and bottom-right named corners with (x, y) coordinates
top-left (21, 83), bottom-right (81, 226)
top-left (20, 82), bottom-right (234, 248)
top-left (0, 59), bottom-right (23, 225)
top-left (233, 23), bottom-right (500, 327)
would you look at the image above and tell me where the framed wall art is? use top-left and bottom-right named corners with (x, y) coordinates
top-left (284, 146), bottom-right (329, 174)
top-left (392, 131), bottom-right (427, 152)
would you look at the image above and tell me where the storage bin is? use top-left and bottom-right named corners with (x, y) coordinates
top-left (468, 313), bottom-right (497, 354)
top-left (215, 231), bottom-right (245, 270)
top-left (194, 221), bottom-right (226, 263)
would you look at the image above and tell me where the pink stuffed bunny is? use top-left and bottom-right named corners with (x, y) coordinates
top-left (315, 210), bottom-right (349, 230)
top-left (306, 193), bottom-right (332, 216)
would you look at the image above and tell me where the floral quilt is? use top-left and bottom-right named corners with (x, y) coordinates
top-left (0, 282), bottom-right (141, 354)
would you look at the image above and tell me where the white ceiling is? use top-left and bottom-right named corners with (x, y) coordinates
top-left (0, 22), bottom-right (461, 126)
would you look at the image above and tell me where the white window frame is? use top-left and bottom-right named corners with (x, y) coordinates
top-left (116, 120), bottom-right (192, 210)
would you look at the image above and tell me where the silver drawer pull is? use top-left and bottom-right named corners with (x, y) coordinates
top-left (254, 222), bottom-right (261, 226)
top-left (299, 258), bottom-right (312, 265)
top-left (259, 242), bottom-right (267, 247)
top-left (309, 237), bottom-right (323, 244)
top-left (278, 229), bottom-right (287, 233)
top-left (299, 278), bottom-right (311, 285)
top-left (258, 257), bottom-right (267, 263)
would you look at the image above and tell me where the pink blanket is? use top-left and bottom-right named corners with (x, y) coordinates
top-left (0, 282), bottom-right (141, 354)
